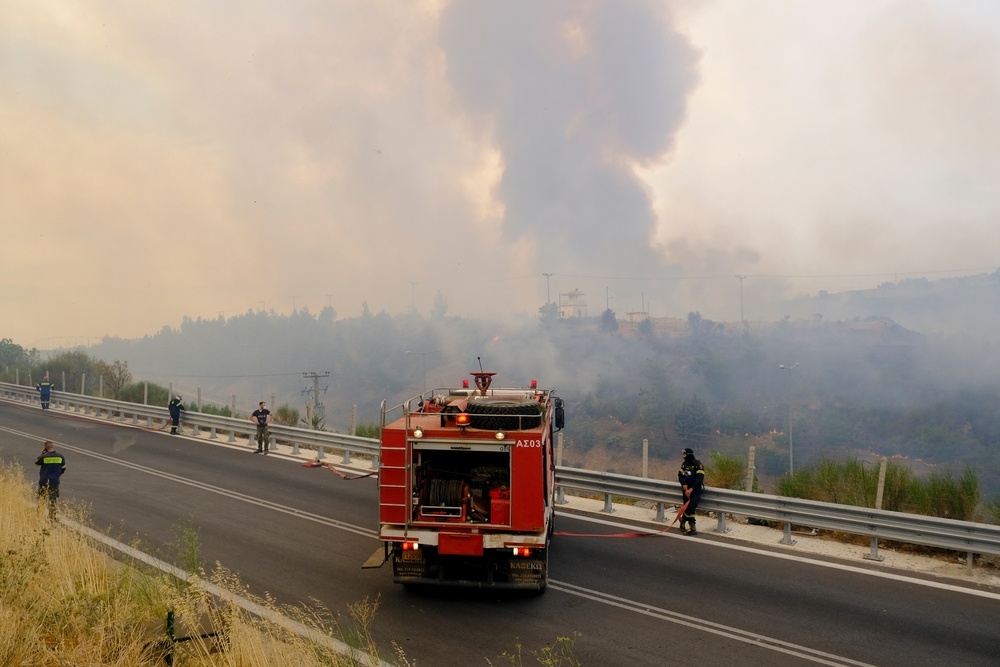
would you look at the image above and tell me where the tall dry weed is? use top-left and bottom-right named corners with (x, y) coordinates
top-left (0, 461), bottom-right (396, 666)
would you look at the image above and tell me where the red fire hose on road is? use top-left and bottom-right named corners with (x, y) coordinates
top-left (553, 498), bottom-right (691, 538)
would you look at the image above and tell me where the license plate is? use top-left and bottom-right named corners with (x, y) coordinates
top-left (399, 550), bottom-right (424, 562)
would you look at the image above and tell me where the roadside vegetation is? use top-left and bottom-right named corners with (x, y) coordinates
top-left (0, 461), bottom-right (393, 666)
top-left (690, 451), bottom-right (999, 525)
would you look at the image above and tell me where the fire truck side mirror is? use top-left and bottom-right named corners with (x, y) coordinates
top-left (553, 397), bottom-right (565, 430)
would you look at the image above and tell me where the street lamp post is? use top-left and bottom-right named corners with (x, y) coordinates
top-left (779, 362), bottom-right (799, 474)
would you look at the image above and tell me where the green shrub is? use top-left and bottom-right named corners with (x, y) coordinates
top-left (774, 457), bottom-right (991, 523)
top-left (708, 451), bottom-right (748, 490)
top-left (355, 422), bottom-right (381, 439)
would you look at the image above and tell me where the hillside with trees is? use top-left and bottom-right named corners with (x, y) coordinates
top-left (6, 273), bottom-right (1000, 500)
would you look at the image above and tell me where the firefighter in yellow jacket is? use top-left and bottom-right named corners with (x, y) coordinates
top-left (36, 441), bottom-right (66, 518)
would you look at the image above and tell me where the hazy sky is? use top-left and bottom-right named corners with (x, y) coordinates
top-left (5, 0), bottom-right (1000, 349)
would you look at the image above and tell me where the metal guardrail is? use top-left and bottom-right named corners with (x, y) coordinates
top-left (5, 381), bottom-right (1000, 563)
top-left (553, 467), bottom-right (1000, 562)
top-left (0, 382), bottom-right (380, 466)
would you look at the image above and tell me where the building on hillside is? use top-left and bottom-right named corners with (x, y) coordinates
top-left (624, 309), bottom-right (648, 325)
top-left (559, 289), bottom-right (587, 319)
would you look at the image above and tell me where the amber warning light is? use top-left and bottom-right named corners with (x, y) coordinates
top-left (455, 413), bottom-right (471, 426)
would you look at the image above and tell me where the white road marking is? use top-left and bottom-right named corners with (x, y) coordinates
top-left (548, 579), bottom-right (877, 667)
top-left (558, 511), bottom-right (1000, 601)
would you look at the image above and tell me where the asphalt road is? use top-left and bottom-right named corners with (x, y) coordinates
top-left (2, 401), bottom-right (999, 666)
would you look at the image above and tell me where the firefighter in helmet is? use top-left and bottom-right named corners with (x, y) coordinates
top-left (678, 447), bottom-right (705, 535)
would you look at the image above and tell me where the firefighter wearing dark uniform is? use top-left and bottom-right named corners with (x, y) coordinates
top-left (35, 440), bottom-right (66, 518)
top-left (36, 378), bottom-right (53, 409)
top-left (678, 447), bottom-right (705, 535)
top-left (168, 396), bottom-right (186, 435)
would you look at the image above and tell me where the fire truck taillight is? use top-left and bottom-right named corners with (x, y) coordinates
top-left (455, 413), bottom-right (471, 426)
top-left (530, 379), bottom-right (537, 389)
top-left (401, 541), bottom-right (420, 551)
top-left (512, 547), bottom-right (533, 557)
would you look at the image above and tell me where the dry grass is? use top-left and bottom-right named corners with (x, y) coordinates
top-left (0, 462), bottom-right (397, 666)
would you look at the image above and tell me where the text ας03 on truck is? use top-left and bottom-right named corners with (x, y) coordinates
top-left (372, 370), bottom-right (564, 592)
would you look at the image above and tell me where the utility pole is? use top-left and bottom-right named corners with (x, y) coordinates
top-left (736, 275), bottom-right (747, 334)
top-left (779, 363), bottom-right (799, 474)
top-left (409, 281), bottom-right (417, 310)
top-left (302, 371), bottom-right (330, 422)
top-left (542, 273), bottom-right (553, 303)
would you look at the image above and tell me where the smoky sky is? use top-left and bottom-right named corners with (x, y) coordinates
top-left (8, 1), bottom-right (1000, 350)
top-left (439, 1), bottom-right (698, 280)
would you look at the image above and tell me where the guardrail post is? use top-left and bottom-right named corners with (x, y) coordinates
top-left (228, 430), bottom-right (236, 443)
top-left (642, 438), bottom-right (648, 478)
top-left (342, 449), bottom-right (352, 465)
top-left (132, 414), bottom-right (138, 425)
top-left (291, 442), bottom-right (300, 456)
top-left (192, 424), bottom-right (200, 437)
top-left (716, 512), bottom-right (730, 534)
top-left (317, 445), bottom-right (326, 460)
top-left (268, 434), bottom-right (276, 453)
top-left (781, 523), bottom-right (797, 546)
top-left (371, 453), bottom-right (380, 471)
top-left (864, 536), bottom-right (884, 562)
top-left (602, 493), bottom-right (615, 514)
top-left (655, 501), bottom-right (665, 522)
top-left (555, 434), bottom-right (567, 504)
top-left (209, 427), bottom-right (217, 440)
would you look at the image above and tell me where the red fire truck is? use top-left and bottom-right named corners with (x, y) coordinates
top-left (373, 370), bottom-right (564, 590)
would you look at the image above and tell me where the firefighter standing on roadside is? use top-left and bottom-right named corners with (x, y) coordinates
top-left (36, 440), bottom-right (66, 519)
top-left (36, 375), bottom-right (53, 409)
top-left (678, 447), bottom-right (705, 535)
top-left (168, 395), bottom-right (186, 435)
